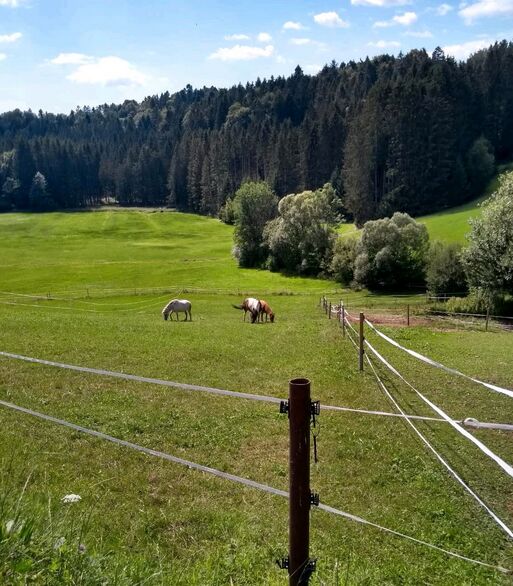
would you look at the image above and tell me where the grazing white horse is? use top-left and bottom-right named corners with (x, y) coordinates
top-left (162, 299), bottom-right (192, 321)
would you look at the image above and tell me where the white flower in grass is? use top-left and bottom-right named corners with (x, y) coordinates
top-left (61, 493), bottom-right (81, 503)
top-left (5, 519), bottom-right (15, 533)
top-left (54, 536), bottom-right (65, 549)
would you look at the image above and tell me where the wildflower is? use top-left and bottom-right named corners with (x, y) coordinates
top-left (5, 520), bottom-right (15, 534)
top-left (61, 494), bottom-right (81, 503)
top-left (54, 536), bottom-right (65, 549)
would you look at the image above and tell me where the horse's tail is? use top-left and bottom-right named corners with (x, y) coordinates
top-left (232, 304), bottom-right (244, 310)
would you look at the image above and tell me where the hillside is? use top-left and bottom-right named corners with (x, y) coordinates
top-left (2, 42), bottom-right (513, 226)
top-left (339, 163), bottom-right (513, 244)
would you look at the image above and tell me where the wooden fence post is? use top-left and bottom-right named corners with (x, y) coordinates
top-left (341, 305), bottom-right (346, 338)
top-left (407, 304), bottom-right (410, 327)
top-left (329, 302), bottom-right (332, 319)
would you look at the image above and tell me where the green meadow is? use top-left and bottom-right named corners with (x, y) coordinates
top-left (339, 163), bottom-right (513, 244)
top-left (0, 210), bottom-right (512, 584)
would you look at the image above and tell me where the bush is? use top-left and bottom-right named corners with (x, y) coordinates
top-left (426, 241), bottom-right (467, 296)
top-left (231, 181), bottom-right (278, 267)
top-left (264, 183), bottom-right (340, 275)
top-left (330, 236), bottom-right (358, 286)
top-left (444, 290), bottom-right (513, 316)
top-left (353, 212), bottom-right (429, 290)
top-left (218, 198), bottom-right (237, 224)
top-left (462, 171), bottom-right (513, 297)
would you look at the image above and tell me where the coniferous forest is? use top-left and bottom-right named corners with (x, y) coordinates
top-left (1, 42), bottom-right (513, 224)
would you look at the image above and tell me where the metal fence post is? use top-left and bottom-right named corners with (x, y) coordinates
top-left (359, 312), bottom-right (365, 371)
top-left (407, 304), bottom-right (410, 327)
top-left (288, 378), bottom-right (313, 585)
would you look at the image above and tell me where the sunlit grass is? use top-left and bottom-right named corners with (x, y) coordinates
top-left (0, 210), bottom-right (511, 584)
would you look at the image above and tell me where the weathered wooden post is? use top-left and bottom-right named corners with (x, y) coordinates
top-left (359, 312), bottom-right (365, 371)
top-left (341, 304), bottom-right (346, 338)
top-left (486, 308), bottom-right (490, 332)
top-left (278, 379), bottom-right (318, 585)
top-left (329, 302), bottom-right (332, 319)
top-left (407, 304), bottom-right (410, 327)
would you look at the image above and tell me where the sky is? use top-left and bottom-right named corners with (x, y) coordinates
top-left (0, 0), bottom-right (512, 114)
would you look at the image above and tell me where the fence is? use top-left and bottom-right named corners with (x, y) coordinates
top-left (320, 296), bottom-right (513, 544)
top-left (1, 304), bottom-right (512, 578)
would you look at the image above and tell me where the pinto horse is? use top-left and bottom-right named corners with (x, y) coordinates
top-left (259, 300), bottom-right (275, 323)
top-left (162, 299), bottom-right (192, 321)
top-left (232, 297), bottom-right (260, 323)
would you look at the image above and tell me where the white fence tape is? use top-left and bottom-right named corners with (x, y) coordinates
top-left (363, 340), bottom-right (513, 480)
top-left (364, 319), bottom-right (513, 400)
top-left (0, 397), bottom-right (509, 573)
top-left (363, 353), bottom-right (513, 541)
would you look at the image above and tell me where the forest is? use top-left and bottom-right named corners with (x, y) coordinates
top-left (0, 41), bottom-right (512, 224)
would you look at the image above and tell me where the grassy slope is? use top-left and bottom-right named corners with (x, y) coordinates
top-left (339, 163), bottom-right (513, 244)
top-left (0, 210), bottom-right (511, 584)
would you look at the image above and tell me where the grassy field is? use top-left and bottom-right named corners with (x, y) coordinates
top-left (339, 163), bottom-right (513, 244)
top-left (0, 210), bottom-right (512, 584)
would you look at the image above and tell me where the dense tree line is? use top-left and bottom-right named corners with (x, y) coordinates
top-left (1, 42), bottom-right (513, 219)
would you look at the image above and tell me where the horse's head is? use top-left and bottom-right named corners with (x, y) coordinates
top-left (162, 311), bottom-right (168, 321)
top-left (270, 312), bottom-right (275, 323)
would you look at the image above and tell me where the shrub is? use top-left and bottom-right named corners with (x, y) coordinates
top-left (264, 183), bottom-right (340, 275)
top-left (330, 236), bottom-right (358, 286)
top-left (353, 212), bottom-right (429, 290)
top-left (231, 181), bottom-right (278, 267)
top-left (462, 171), bottom-right (513, 298)
top-left (426, 242), bottom-right (467, 296)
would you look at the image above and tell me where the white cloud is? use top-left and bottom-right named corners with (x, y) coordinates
top-left (394, 11), bottom-right (418, 25)
top-left (208, 44), bottom-right (274, 61)
top-left (0, 32), bottom-right (21, 43)
top-left (224, 34), bottom-right (250, 41)
top-left (0, 53), bottom-right (6, 61)
top-left (459, 1), bottom-right (513, 24)
top-left (351, 0), bottom-right (411, 5)
top-left (283, 21), bottom-right (306, 30)
top-left (369, 40), bottom-right (401, 47)
top-left (314, 11), bottom-right (349, 28)
top-left (404, 30), bottom-right (433, 37)
top-left (437, 3), bottom-right (454, 15)
top-left (374, 11), bottom-right (417, 27)
top-left (443, 38), bottom-right (491, 58)
top-left (51, 52), bottom-right (93, 65)
top-left (0, 0), bottom-right (23, 6)
top-left (257, 32), bottom-right (272, 42)
top-left (290, 37), bottom-right (313, 45)
top-left (66, 56), bottom-right (148, 86)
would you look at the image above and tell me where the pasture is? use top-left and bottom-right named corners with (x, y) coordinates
top-left (0, 210), bottom-right (512, 584)
top-left (338, 163), bottom-right (513, 244)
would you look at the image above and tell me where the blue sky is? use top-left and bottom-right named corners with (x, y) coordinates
top-left (0, 0), bottom-right (512, 114)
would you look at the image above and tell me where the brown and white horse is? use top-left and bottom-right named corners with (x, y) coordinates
top-left (259, 300), bottom-right (275, 323)
top-left (232, 297), bottom-right (260, 323)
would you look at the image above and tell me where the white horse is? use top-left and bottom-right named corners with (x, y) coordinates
top-left (162, 299), bottom-right (192, 321)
